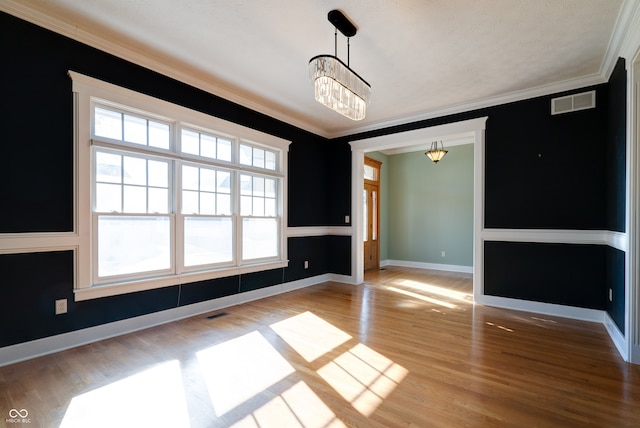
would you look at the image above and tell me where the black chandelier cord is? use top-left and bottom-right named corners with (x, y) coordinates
top-left (333, 26), bottom-right (351, 67)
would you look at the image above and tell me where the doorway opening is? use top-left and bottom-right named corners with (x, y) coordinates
top-left (349, 117), bottom-right (488, 302)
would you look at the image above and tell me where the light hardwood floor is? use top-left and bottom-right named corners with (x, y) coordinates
top-left (1, 266), bottom-right (639, 427)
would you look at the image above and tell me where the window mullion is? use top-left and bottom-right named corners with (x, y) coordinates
top-left (80, 73), bottom-right (288, 292)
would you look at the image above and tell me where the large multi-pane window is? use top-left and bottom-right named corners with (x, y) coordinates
top-left (88, 100), bottom-right (286, 287)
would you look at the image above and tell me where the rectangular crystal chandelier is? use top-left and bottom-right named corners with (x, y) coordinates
top-left (309, 10), bottom-right (371, 121)
top-left (309, 55), bottom-right (371, 121)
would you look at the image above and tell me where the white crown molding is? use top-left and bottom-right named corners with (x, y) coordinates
top-left (0, 0), bottom-right (328, 138)
top-left (331, 73), bottom-right (607, 139)
top-left (0, 0), bottom-right (627, 141)
top-left (609, 0), bottom-right (640, 65)
top-left (600, 0), bottom-right (639, 78)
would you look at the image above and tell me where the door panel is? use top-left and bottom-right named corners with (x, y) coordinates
top-left (364, 182), bottom-right (379, 271)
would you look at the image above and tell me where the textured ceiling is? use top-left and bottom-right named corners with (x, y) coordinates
top-left (1, 0), bottom-right (629, 138)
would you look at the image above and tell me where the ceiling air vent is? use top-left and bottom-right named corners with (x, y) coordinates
top-left (551, 90), bottom-right (595, 115)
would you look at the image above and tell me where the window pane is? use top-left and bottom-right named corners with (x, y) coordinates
top-left (243, 218), bottom-right (277, 260)
top-left (148, 160), bottom-right (168, 188)
top-left (148, 188), bottom-right (168, 214)
top-left (123, 185), bottom-right (146, 213)
top-left (265, 151), bottom-right (276, 170)
top-left (200, 168), bottom-right (215, 192)
top-left (184, 217), bottom-right (233, 267)
top-left (182, 165), bottom-right (199, 190)
top-left (373, 190), bottom-right (377, 241)
top-left (253, 148), bottom-right (265, 168)
top-left (265, 178), bottom-right (276, 198)
top-left (240, 144), bottom-right (252, 165)
top-left (123, 156), bottom-right (147, 185)
top-left (95, 107), bottom-right (122, 140)
top-left (201, 134), bottom-right (216, 159)
top-left (218, 139), bottom-right (232, 162)
top-left (363, 189), bottom-right (368, 242)
top-left (183, 190), bottom-right (199, 214)
top-left (217, 171), bottom-right (231, 193)
top-left (98, 216), bottom-right (171, 277)
top-left (252, 197), bottom-right (263, 216)
top-left (96, 183), bottom-right (122, 212)
top-left (124, 114), bottom-right (147, 145)
top-left (253, 177), bottom-right (264, 197)
top-left (240, 174), bottom-right (252, 195)
top-left (364, 164), bottom-right (375, 181)
top-left (217, 194), bottom-right (231, 215)
top-left (265, 198), bottom-right (276, 217)
top-left (149, 121), bottom-right (170, 149)
top-left (200, 192), bottom-right (215, 214)
top-left (96, 152), bottom-right (122, 184)
top-left (182, 129), bottom-right (199, 155)
top-left (241, 195), bottom-right (252, 215)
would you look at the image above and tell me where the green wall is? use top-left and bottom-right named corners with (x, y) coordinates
top-left (384, 144), bottom-right (474, 267)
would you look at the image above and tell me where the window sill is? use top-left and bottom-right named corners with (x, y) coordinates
top-left (74, 260), bottom-right (289, 301)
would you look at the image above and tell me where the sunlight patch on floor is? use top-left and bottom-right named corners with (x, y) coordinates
top-left (230, 381), bottom-right (346, 428)
top-left (270, 311), bottom-right (352, 362)
top-left (393, 279), bottom-right (472, 302)
top-left (196, 331), bottom-right (295, 417)
top-left (387, 286), bottom-right (458, 309)
top-left (60, 360), bottom-right (189, 428)
top-left (317, 343), bottom-right (408, 416)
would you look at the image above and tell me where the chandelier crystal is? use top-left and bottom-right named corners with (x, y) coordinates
top-left (309, 10), bottom-right (371, 121)
top-left (309, 55), bottom-right (371, 121)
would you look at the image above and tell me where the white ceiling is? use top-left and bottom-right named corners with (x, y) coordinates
top-left (1, 0), bottom-right (633, 138)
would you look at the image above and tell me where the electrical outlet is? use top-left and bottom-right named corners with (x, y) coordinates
top-left (304, 260), bottom-right (309, 269)
top-left (609, 289), bottom-right (613, 302)
top-left (345, 215), bottom-right (350, 223)
top-left (55, 299), bottom-right (67, 315)
top-left (441, 251), bottom-right (446, 257)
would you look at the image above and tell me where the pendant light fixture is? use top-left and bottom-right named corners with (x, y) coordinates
top-left (425, 141), bottom-right (448, 164)
top-left (309, 9), bottom-right (371, 121)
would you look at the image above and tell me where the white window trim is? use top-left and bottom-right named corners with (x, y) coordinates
top-left (70, 71), bottom-right (290, 301)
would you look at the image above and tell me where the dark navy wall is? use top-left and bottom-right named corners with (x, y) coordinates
top-left (0, 11), bottom-right (629, 349)
top-left (607, 58), bottom-right (627, 233)
top-left (605, 58), bottom-right (627, 333)
top-left (0, 12), bottom-right (351, 348)
top-left (339, 61), bottom-right (625, 316)
top-left (606, 247), bottom-right (626, 333)
top-left (484, 241), bottom-right (606, 309)
top-left (339, 86), bottom-right (609, 232)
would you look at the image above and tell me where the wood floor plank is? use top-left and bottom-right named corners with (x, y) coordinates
top-left (1, 266), bottom-right (639, 427)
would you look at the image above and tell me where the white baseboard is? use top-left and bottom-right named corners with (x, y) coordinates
top-left (477, 294), bottom-right (606, 323)
top-left (382, 259), bottom-right (473, 274)
top-left (1, 273), bottom-right (630, 367)
top-left (603, 312), bottom-right (628, 361)
top-left (0, 274), bottom-right (331, 368)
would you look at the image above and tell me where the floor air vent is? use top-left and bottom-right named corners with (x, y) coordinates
top-left (551, 90), bottom-right (595, 115)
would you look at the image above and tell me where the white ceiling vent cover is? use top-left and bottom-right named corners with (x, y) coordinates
top-left (551, 90), bottom-right (596, 115)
